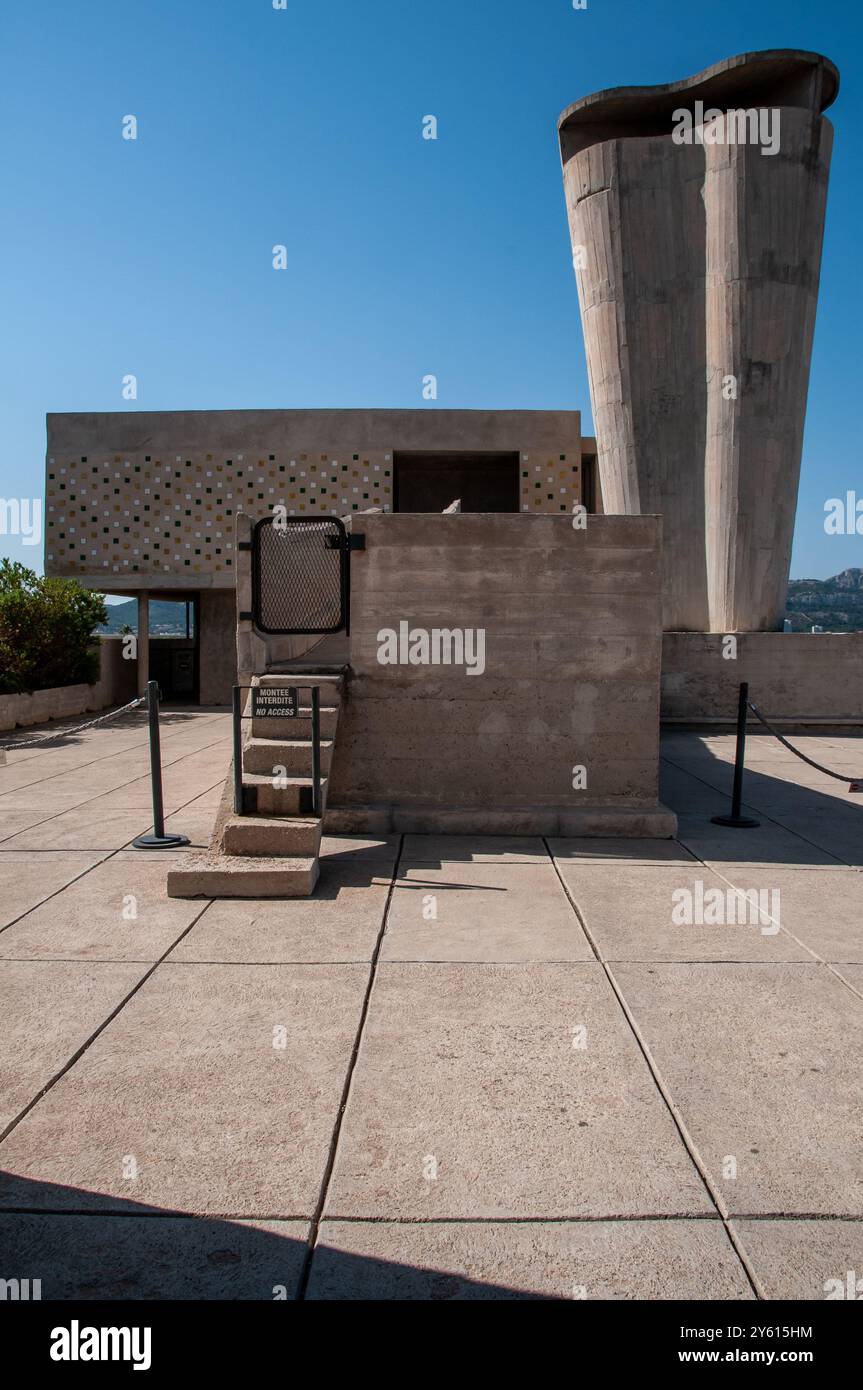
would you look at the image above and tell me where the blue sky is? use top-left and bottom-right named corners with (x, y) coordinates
top-left (0, 0), bottom-right (860, 580)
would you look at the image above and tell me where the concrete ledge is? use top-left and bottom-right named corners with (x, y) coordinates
top-left (0, 638), bottom-right (136, 732)
top-left (0, 681), bottom-right (101, 733)
top-left (324, 803), bottom-right (677, 839)
top-left (663, 718), bottom-right (863, 736)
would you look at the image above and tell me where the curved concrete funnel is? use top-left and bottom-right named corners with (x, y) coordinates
top-left (559, 51), bottom-right (839, 631)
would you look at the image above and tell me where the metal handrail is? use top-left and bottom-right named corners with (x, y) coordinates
top-left (231, 684), bottom-right (322, 819)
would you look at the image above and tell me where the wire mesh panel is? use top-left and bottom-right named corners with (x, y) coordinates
top-left (252, 516), bottom-right (347, 634)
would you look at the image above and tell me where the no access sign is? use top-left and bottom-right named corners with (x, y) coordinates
top-left (251, 687), bottom-right (299, 719)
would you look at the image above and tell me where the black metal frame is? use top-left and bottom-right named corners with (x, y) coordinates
top-left (251, 514), bottom-right (349, 635)
top-left (232, 685), bottom-right (322, 819)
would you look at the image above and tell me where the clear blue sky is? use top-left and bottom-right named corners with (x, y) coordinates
top-left (1, 0), bottom-right (860, 580)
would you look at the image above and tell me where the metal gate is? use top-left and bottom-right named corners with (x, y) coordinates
top-left (251, 515), bottom-right (349, 635)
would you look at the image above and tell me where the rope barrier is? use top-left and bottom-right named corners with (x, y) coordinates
top-left (0, 694), bottom-right (147, 750)
top-left (747, 699), bottom-right (863, 788)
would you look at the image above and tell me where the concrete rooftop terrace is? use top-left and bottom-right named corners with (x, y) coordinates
top-left (0, 709), bottom-right (861, 1300)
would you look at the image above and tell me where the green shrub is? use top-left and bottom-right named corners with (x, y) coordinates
top-left (0, 561), bottom-right (108, 695)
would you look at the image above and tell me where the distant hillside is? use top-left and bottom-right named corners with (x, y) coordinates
top-left (98, 599), bottom-right (192, 636)
top-left (786, 569), bottom-right (863, 631)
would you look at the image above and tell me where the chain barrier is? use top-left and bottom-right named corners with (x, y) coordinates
top-left (0, 694), bottom-right (147, 751)
top-left (712, 681), bottom-right (862, 828)
top-left (747, 699), bottom-right (863, 788)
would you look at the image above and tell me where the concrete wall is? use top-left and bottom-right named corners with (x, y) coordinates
top-left (325, 513), bottom-right (675, 835)
top-left (199, 589), bottom-right (237, 705)
top-left (0, 637), bottom-right (137, 732)
top-left (662, 632), bottom-right (863, 723)
top-left (559, 50), bottom-right (838, 632)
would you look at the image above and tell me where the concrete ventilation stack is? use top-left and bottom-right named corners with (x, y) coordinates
top-left (558, 50), bottom-right (839, 632)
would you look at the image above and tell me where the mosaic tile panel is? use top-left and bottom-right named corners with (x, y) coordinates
top-left (45, 446), bottom-right (582, 579)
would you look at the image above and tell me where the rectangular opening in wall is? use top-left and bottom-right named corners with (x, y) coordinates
top-left (393, 452), bottom-right (520, 513)
top-left (148, 596), bottom-right (199, 703)
top-left (582, 453), bottom-right (598, 514)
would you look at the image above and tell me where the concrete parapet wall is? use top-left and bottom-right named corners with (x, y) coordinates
top-left (662, 632), bottom-right (863, 723)
top-left (0, 637), bottom-right (137, 732)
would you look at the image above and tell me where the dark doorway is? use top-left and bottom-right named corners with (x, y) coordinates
top-left (394, 452), bottom-right (520, 513)
top-left (148, 597), bottom-right (199, 703)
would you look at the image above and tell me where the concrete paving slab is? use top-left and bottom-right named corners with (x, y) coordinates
top-left (0, 858), bottom-right (207, 961)
top-left (168, 865), bottom-right (391, 963)
top-left (95, 772), bottom-right (229, 813)
top-left (326, 962), bottom-right (713, 1219)
top-left (762, 810), bottom-right (863, 868)
top-left (674, 816), bottom-right (844, 868)
top-left (0, 785), bottom-right (105, 813)
top-left (549, 837), bottom-right (698, 866)
top-left (660, 772), bottom-right (736, 817)
top-left (612, 962), bottom-right (863, 1216)
top-left (111, 849), bottom-right (198, 863)
top-left (308, 1218), bottom-right (753, 1300)
top-left (91, 785), bottom-right (192, 814)
top-left (0, 959), bottom-right (148, 1131)
top-left (831, 963), bottom-right (863, 998)
top-left (402, 834), bottom-right (547, 864)
top-left (0, 808), bottom-right (57, 841)
top-left (709, 867), bottom-right (863, 963)
top-left (320, 834), bottom-right (400, 866)
top-left (0, 851), bottom-right (107, 929)
top-left (159, 804), bottom-right (220, 850)
top-left (183, 785), bottom-right (229, 809)
top-left (732, 1219), bottom-right (863, 1300)
top-left (0, 963), bottom-right (366, 1216)
top-left (559, 863), bottom-right (808, 962)
top-left (382, 863), bottom-right (594, 962)
top-left (0, 1212), bottom-right (308, 1300)
top-left (746, 790), bottom-right (859, 823)
top-left (0, 805), bottom-right (151, 851)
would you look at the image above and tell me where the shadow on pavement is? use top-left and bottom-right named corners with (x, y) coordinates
top-left (0, 1173), bottom-right (549, 1301)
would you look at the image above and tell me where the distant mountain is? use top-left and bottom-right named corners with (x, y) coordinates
top-left (785, 569), bottom-right (863, 631)
top-left (97, 599), bottom-right (193, 636)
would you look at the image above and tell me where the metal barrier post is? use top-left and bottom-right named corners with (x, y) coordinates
top-left (311, 686), bottom-right (322, 818)
top-left (233, 685), bottom-right (244, 816)
top-left (711, 681), bottom-right (761, 829)
top-left (133, 681), bottom-right (191, 849)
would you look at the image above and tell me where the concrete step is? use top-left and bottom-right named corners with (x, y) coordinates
top-left (167, 855), bottom-right (319, 899)
top-left (262, 665), bottom-right (346, 678)
top-left (257, 674), bottom-right (344, 705)
top-left (222, 814), bottom-right (321, 858)
top-left (241, 773), bottom-right (328, 816)
top-left (250, 706), bottom-right (339, 740)
top-left (244, 737), bottom-right (334, 777)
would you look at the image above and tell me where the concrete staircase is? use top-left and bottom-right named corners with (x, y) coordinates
top-left (167, 673), bottom-right (344, 898)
